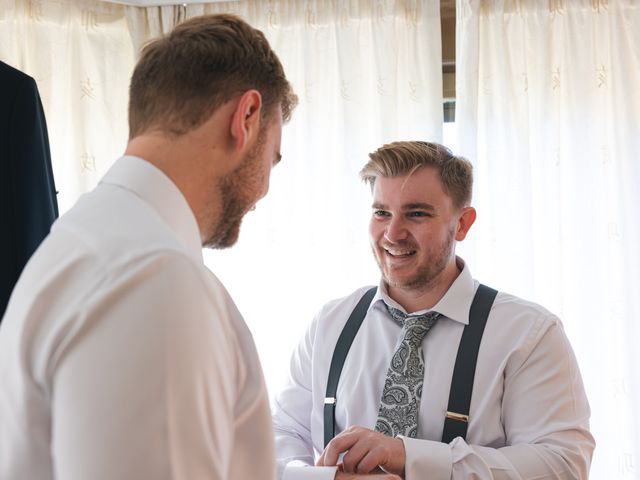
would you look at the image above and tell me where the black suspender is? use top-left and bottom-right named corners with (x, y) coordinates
top-left (441, 284), bottom-right (497, 442)
top-left (323, 287), bottom-right (377, 447)
top-left (323, 284), bottom-right (498, 447)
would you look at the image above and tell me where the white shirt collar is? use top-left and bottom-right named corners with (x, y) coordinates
top-left (100, 155), bottom-right (203, 262)
top-left (372, 256), bottom-right (475, 325)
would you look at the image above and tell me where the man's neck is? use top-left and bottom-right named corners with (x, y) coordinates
top-left (124, 132), bottom-right (224, 246)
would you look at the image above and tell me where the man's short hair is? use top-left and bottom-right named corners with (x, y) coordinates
top-left (360, 141), bottom-right (473, 209)
top-left (128, 14), bottom-right (297, 138)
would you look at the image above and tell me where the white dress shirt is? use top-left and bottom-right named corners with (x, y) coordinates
top-left (273, 259), bottom-right (594, 480)
top-left (0, 156), bottom-right (275, 480)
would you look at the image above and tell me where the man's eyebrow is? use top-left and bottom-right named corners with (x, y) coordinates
top-left (371, 202), bottom-right (436, 211)
top-left (404, 202), bottom-right (436, 211)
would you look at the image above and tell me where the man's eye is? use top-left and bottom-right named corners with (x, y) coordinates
top-left (373, 210), bottom-right (390, 217)
top-left (408, 211), bottom-right (430, 217)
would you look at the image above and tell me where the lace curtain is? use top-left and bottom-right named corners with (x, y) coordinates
top-left (185, 0), bottom-right (445, 394)
top-left (456, 1), bottom-right (640, 477)
top-left (0, 0), bottom-right (133, 212)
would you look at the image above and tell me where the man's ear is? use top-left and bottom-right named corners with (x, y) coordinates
top-left (230, 89), bottom-right (263, 152)
top-left (455, 206), bottom-right (476, 241)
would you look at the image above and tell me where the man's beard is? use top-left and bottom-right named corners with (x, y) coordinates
top-left (203, 138), bottom-right (264, 249)
top-left (204, 177), bottom-right (246, 249)
top-left (376, 227), bottom-right (456, 292)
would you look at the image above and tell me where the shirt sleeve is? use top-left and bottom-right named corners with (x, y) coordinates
top-left (49, 252), bottom-right (240, 480)
top-left (401, 318), bottom-right (595, 480)
top-left (282, 463), bottom-right (338, 480)
top-left (273, 311), bottom-right (321, 478)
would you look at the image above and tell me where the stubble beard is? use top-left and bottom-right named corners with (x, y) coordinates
top-left (203, 176), bottom-right (245, 249)
top-left (376, 227), bottom-right (456, 293)
top-left (202, 139), bottom-right (264, 250)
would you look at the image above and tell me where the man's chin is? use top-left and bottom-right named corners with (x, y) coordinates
top-left (203, 223), bottom-right (241, 250)
top-left (384, 273), bottom-right (429, 291)
top-left (387, 279), bottom-right (415, 290)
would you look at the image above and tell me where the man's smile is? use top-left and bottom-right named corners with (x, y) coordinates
top-left (383, 247), bottom-right (417, 258)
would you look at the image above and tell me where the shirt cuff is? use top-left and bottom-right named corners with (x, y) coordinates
top-left (400, 436), bottom-right (452, 480)
top-left (282, 463), bottom-right (338, 480)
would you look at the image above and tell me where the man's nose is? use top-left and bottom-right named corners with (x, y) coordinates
top-left (384, 217), bottom-right (408, 243)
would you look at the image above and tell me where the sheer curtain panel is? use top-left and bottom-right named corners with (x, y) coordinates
top-left (186, 0), bottom-right (445, 395)
top-left (125, 4), bottom-right (186, 54)
top-left (0, 0), bottom-right (134, 213)
top-left (455, 1), bottom-right (640, 477)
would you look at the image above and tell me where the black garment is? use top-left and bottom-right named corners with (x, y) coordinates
top-left (0, 61), bottom-right (58, 320)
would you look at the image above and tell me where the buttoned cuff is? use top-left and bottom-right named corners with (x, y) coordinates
top-left (282, 463), bottom-right (338, 480)
top-left (400, 436), bottom-right (452, 480)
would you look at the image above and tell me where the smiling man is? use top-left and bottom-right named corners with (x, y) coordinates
top-left (273, 141), bottom-right (595, 480)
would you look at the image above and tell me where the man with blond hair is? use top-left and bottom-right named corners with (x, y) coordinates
top-left (0, 14), bottom-right (296, 480)
top-left (274, 141), bottom-right (594, 480)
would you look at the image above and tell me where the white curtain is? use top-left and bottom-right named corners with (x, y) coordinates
top-left (0, 0), bottom-right (193, 213)
top-left (455, 1), bottom-right (640, 478)
top-left (1, 0), bottom-right (445, 394)
top-left (183, 0), bottom-right (444, 394)
top-left (125, 4), bottom-right (186, 53)
top-left (0, 0), bottom-right (134, 213)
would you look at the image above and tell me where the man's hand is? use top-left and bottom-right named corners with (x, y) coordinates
top-left (316, 426), bottom-right (405, 475)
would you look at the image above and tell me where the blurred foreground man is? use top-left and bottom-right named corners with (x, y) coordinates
top-left (0, 14), bottom-right (296, 480)
top-left (274, 141), bottom-right (595, 480)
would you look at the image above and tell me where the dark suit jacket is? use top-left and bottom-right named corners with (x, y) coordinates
top-left (0, 60), bottom-right (58, 320)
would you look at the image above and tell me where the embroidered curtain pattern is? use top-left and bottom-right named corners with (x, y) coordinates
top-left (455, 1), bottom-right (640, 477)
top-left (185, 0), bottom-right (445, 393)
top-left (0, 0), bottom-right (133, 212)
